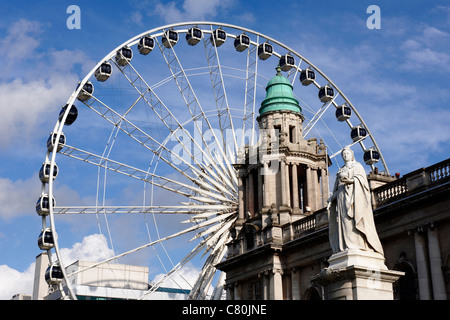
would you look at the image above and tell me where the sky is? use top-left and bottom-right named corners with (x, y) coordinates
top-left (0, 0), bottom-right (449, 300)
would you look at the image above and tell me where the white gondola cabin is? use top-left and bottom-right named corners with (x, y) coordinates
top-left (186, 27), bottom-right (202, 46)
top-left (258, 42), bottom-right (273, 60)
top-left (36, 194), bottom-right (55, 216)
top-left (39, 162), bottom-right (58, 183)
top-left (351, 125), bottom-right (367, 142)
top-left (58, 104), bottom-right (78, 126)
top-left (162, 29), bottom-right (178, 48)
top-left (318, 85), bottom-right (335, 103)
top-left (76, 81), bottom-right (94, 101)
top-left (45, 264), bottom-right (63, 285)
top-left (279, 53), bottom-right (295, 71)
top-left (138, 36), bottom-right (155, 55)
top-left (335, 104), bottom-right (351, 121)
top-left (95, 62), bottom-right (112, 82)
top-left (38, 228), bottom-right (54, 250)
top-left (234, 33), bottom-right (250, 52)
top-left (47, 132), bottom-right (66, 152)
top-left (364, 148), bottom-right (380, 165)
top-left (115, 46), bottom-right (133, 66)
top-left (210, 28), bottom-right (226, 47)
top-left (300, 68), bottom-right (315, 86)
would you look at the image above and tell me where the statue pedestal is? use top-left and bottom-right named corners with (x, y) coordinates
top-left (312, 249), bottom-right (404, 300)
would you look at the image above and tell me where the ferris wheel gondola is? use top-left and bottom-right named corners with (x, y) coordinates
top-left (186, 27), bottom-right (203, 46)
top-left (258, 42), bottom-right (273, 60)
top-left (234, 33), bottom-right (250, 52)
top-left (38, 228), bottom-right (55, 250)
top-left (300, 68), bottom-right (315, 86)
top-left (210, 28), bottom-right (227, 47)
top-left (94, 62), bottom-right (112, 82)
top-left (76, 81), bottom-right (94, 101)
top-left (138, 35), bottom-right (155, 55)
top-left (279, 53), bottom-right (295, 71)
top-left (162, 29), bottom-right (179, 48)
top-left (115, 46), bottom-right (133, 66)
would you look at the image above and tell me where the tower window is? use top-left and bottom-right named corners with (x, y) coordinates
top-left (289, 125), bottom-right (295, 143)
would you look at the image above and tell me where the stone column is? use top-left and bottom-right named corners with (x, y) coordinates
top-left (225, 284), bottom-right (233, 300)
top-left (247, 171), bottom-right (254, 217)
top-left (238, 171), bottom-right (245, 220)
top-left (305, 166), bottom-right (313, 213)
top-left (285, 162), bottom-right (291, 207)
top-left (280, 160), bottom-right (288, 206)
top-left (321, 168), bottom-right (329, 208)
top-left (311, 168), bottom-right (319, 211)
top-left (427, 225), bottom-right (447, 300)
top-left (414, 228), bottom-right (432, 300)
top-left (261, 270), bottom-right (270, 300)
top-left (234, 282), bottom-right (241, 300)
top-left (292, 163), bottom-right (300, 212)
top-left (271, 254), bottom-right (284, 300)
top-left (271, 269), bottom-right (284, 300)
top-left (291, 268), bottom-right (301, 300)
top-left (257, 167), bottom-right (263, 214)
top-left (263, 162), bottom-right (271, 207)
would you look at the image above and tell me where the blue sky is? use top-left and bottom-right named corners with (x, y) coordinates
top-left (0, 0), bottom-right (449, 299)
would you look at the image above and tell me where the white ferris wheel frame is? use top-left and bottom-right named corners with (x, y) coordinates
top-left (41, 21), bottom-right (389, 300)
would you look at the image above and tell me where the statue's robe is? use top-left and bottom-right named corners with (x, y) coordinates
top-left (328, 161), bottom-right (384, 255)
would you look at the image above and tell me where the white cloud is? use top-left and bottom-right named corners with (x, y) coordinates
top-left (0, 19), bottom-right (95, 148)
top-left (0, 19), bottom-right (41, 68)
top-left (153, 0), bottom-right (234, 23)
top-left (0, 263), bottom-right (35, 300)
top-left (0, 76), bottom-right (75, 148)
top-left (399, 25), bottom-right (450, 72)
top-left (0, 174), bottom-right (40, 220)
top-left (58, 233), bottom-right (115, 266)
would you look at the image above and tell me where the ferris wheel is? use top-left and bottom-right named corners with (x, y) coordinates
top-left (36, 21), bottom-right (389, 300)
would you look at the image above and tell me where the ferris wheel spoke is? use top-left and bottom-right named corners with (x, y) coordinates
top-left (189, 240), bottom-right (228, 300)
top-left (191, 216), bottom-right (235, 244)
top-left (190, 223), bottom-right (233, 299)
top-left (211, 271), bottom-right (226, 300)
top-left (140, 228), bottom-right (217, 299)
top-left (112, 59), bottom-right (237, 199)
top-left (60, 144), bottom-right (233, 203)
top-left (303, 91), bottom-right (339, 137)
top-left (203, 25), bottom-right (238, 156)
top-left (80, 94), bottom-right (235, 198)
top-left (199, 220), bottom-right (234, 255)
top-left (155, 34), bottom-right (237, 189)
top-left (68, 212), bottom-right (235, 280)
top-left (53, 205), bottom-right (234, 215)
top-left (241, 39), bottom-right (259, 147)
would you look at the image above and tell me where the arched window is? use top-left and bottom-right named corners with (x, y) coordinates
top-left (304, 285), bottom-right (322, 300)
top-left (393, 252), bottom-right (418, 300)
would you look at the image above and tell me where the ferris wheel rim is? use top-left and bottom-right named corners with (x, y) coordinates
top-left (42, 21), bottom-right (389, 300)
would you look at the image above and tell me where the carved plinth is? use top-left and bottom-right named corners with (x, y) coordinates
top-left (312, 250), bottom-right (404, 300)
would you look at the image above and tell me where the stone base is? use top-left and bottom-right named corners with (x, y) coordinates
top-left (327, 249), bottom-right (388, 270)
top-left (312, 250), bottom-right (404, 300)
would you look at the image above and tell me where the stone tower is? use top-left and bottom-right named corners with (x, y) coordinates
top-left (217, 67), bottom-right (331, 299)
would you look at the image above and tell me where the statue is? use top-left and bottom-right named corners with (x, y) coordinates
top-left (327, 147), bottom-right (384, 255)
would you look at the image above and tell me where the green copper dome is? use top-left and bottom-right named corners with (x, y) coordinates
top-left (259, 67), bottom-right (302, 115)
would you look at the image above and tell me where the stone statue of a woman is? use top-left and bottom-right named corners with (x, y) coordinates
top-left (327, 147), bottom-right (384, 255)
